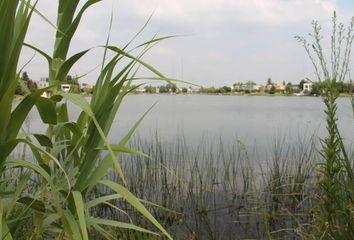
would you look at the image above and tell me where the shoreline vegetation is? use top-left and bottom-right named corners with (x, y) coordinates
top-left (2, 1), bottom-right (354, 240)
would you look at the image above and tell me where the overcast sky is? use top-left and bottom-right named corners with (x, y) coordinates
top-left (20, 0), bottom-right (354, 87)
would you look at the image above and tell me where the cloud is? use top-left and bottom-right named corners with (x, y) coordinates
top-left (18, 0), bottom-right (354, 86)
top-left (129, 0), bottom-right (336, 27)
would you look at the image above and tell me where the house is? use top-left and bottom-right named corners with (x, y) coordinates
top-left (61, 84), bottom-right (71, 93)
top-left (303, 82), bottom-right (313, 93)
top-left (36, 80), bottom-right (49, 89)
top-left (135, 87), bottom-right (145, 93)
top-left (275, 83), bottom-right (285, 91)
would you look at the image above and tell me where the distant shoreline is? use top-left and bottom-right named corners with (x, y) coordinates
top-left (128, 92), bottom-right (353, 97)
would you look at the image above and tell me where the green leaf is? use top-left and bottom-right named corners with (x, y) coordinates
top-left (6, 84), bottom-right (59, 141)
top-left (56, 48), bottom-right (91, 81)
top-left (119, 103), bottom-right (156, 145)
top-left (99, 180), bottom-right (172, 239)
top-left (87, 217), bottom-right (159, 236)
top-left (86, 194), bottom-right (121, 209)
top-left (97, 144), bottom-right (148, 157)
top-left (72, 191), bottom-right (89, 240)
top-left (62, 93), bottom-right (93, 117)
top-left (17, 197), bottom-right (46, 213)
top-left (35, 96), bottom-right (57, 124)
top-left (34, 134), bottom-right (53, 148)
top-left (7, 159), bottom-right (51, 183)
top-left (63, 210), bottom-right (83, 240)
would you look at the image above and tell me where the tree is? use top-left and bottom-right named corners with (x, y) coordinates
top-left (218, 86), bottom-right (231, 93)
top-left (181, 87), bottom-right (188, 93)
top-left (159, 85), bottom-right (169, 93)
top-left (285, 82), bottom-right (293, 94)
top-left (27, 80), bottom-right (37, 92)
top-left (144, 85), bottom-right (157, 94)
top-left (299, 79), bottom-right (306, 90)
top-left (267, 78), bottom-right (272, 85)
top-left (269, 85), bottom-right (276, 94)
top-left (21, 71), bottom-right (30, 82)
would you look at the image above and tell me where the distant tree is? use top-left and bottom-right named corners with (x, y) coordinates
top-left (27, 80), bottom-right (37, 92)
top-left (299, 79), bottom-right (306, 90)
top-left (267, 78), bottom-right (272, 85)
top-left (21, 71), bottom-right (30, 82)
top-left (200, 86), bottom-right (216, 94)
top-left (15, 80), bottom-right (26, 95)
top-left (65, 74), bottom-right (79, 85)
top-left (170, 84), bottom-right (177, 93)
top-left (144, 85), bottom-right (157, 94)
top-left (232, 82), bottom-right (242, 92)
top-left (285, 82), bottom-right (293, 94)
top-left (219, 86), bottom-right (231, 93)
top-left (269, 85), bottom-right (276, 94)
top-left (246, 81), bottom-right (256, 91)
top-left (181, 87), bottom-right (188, 93)
top-left (159, 85), bottom-right (169, 93)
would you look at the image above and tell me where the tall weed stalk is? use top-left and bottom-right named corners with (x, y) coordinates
top-left (296, 12), bottom-right (354, 239)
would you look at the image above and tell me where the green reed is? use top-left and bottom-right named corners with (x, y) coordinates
top-left (296, 12), bottom-right (354, 239)
top-left (0, 1), bottom-right (173, 239)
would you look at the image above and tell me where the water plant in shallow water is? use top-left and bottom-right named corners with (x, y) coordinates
top-left (0, 0), bottom-right (173, 239)
top-left (296, 11), bottom-right (354, 239)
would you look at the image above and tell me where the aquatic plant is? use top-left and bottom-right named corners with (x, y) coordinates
top-left (296, 11), bottom-right (354, 239)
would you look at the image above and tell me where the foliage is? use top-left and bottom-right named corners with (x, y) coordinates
top-left (285, 82), bottom-right (293, 94)
top-left (219, 85), bottom-right (231, 93)
top-left (145, 85), bottom-right (157, 94)
top-left (0, 0), bottom-right (172, 239)
top-left (296, 11), bottom-right (354, 239)
top-left (269, 85), bottom-right (276, 94)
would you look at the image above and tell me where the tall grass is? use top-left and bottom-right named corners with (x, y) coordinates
top-left (0, 1), bottom-right (173, 239)
top-left (106, 134), bottom-right (318, 239)
top-left (296, 12), bottom-right (354, 239)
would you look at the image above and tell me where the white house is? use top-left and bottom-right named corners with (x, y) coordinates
top-left (36, 80), bottom-right (49, 89)
top-left (61, 84), bottom-right (71, 93)
top-left (303, 82), bottom-right (313, 92)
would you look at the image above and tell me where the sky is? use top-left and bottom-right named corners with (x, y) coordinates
top-left (20, 0), bottom-right (354, 87)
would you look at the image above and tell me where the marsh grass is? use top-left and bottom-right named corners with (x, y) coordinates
top-left (85, 133), bottom-right (319, 239)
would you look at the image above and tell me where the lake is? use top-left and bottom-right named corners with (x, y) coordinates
top-left (27, 95), bottom-right (354, 160)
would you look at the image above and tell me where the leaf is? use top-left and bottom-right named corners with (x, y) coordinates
top-left (34, 134), bottom-right (53, 148)
top-left (0, 140), bottom-right (19, 165)
top-left (86, 194), bottom-right (121, 209)
top-left (23, 43), bottom-right (52, 65)
top-left (72, 191), bottom-right (89, 240)
top-left (97, 144), bottom-right (148, 157)
top-left (61, 93), bottom-right (93, 117)
top-left (7, 159), bottom-right (51, 183)
top-left (56, 48), bottom-right (91, 81)
top-left (119, 103), bottom-right (156, 145)
top-left (35, 97), bottom-right (57, 124)
top-left (99, 180), bottom-right (172, 239)
top-left (6, 84), bottom-right (59, 141)
top-left (62, 210), bottom-right (83, 240)
top-left (17, 197), bottom-right (46, 213)
top-left (87, 217), bottom-right (159, 236)
top-left (105, 45), bottom-right (166, 79)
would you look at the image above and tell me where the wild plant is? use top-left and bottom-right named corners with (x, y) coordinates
top-left (0, 0), bottom-right (173, 239)
top-left (296, 12), bottom-right (354, 239)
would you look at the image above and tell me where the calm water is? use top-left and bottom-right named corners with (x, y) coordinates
top-left (28, 95), bottom-right (354, 158)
